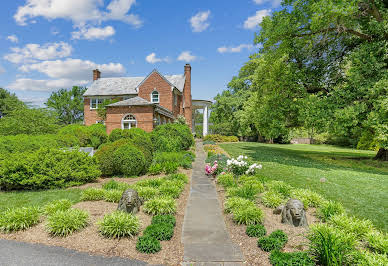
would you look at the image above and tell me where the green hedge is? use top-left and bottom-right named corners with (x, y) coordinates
top-left (0, 148), bottom-right (101, 190)
top-left (203, 134), bottom-right (239, 143)
top-left (151, 123), bottom-right (194, 152)
top-left (58, 124), bottom-right (108, 149)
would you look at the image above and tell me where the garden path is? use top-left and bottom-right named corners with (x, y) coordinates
top-left (182, 141), bottom-right (244, 265)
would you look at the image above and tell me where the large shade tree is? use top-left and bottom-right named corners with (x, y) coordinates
top-left (0, 88), bottom-right (25, 116)
top-left (237, 0), bottom-right (387, 159)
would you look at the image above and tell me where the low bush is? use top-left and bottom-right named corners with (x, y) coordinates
top-left (163, 161), bottom-right (179, 174)
top-left (0, 206), bottom-right (40, 232)
top-left (136, 235), bottom-right (161, 253)
top-left (355, 250), bottom-right (388, 265)
top-left (43, 199), bottom-right (72, 216)
top-left (258, 236), bottom-right (286, 252)
top-left (246, 224), bottom-right (266, 238)
top-left (143, 197), bottom-right (176, 215)
top-left (307, 223), bottom-right (356, 266)
top-left (0, 148), bottom-right (100, 190)
top-left (261, 191), bottom-right (285, 208)
top-left (203, 134), bottom-right (239, 143)
top-left (233, 206), bottom-right (264, 225)
top-left (206, 154), bottom-right (229, 175)
top-left (224, 197), bottom-right (255, 213)
top-left (58, 124), bottom-right (107, 149)
top-left (135, 186), bottom-right (159, 201)
top-left (151, 123), bottom-right (194, 152)
top-left (148, 164), bottom-right (163, 175)
top-left (365, 231), bottom-right (388, 254)
top-left (143, 223), bottom-right (174, 241)
top-left (217, 173), bottom-right (236, 188)
top-left (152, 151), bottom-right (194, 170)
top-left (290, 188), bottom-right (325, 209)
top-left (269, 250), bottom-right (314, 266)
top-left (113, 143), bottom-right (146, 177)
top-left (165, 173), bottom-right (189, 184)
top-left (102, 180), bottom-right (131, 191)
top-left (226, 183), bottom-right (261, 201)
top-left (265, 181), bottom-right (292, 198)
top-left (203, 140), bottom-right (216, 145)
top-left (103, 189), bottom-right (123, 203)
top-left (46, 208), bottom-right (89, 237)
top-left (135, 178), bottom-right (165, 188)
top-left (81, 188), bottom-right (106, 201)
top-left (317, 200), bottom-right (345, 222)
top-left (98, 211), bottom-right (140, 238)
top-left (270, 230), bottom-right (288, 244)
top-left (328, 213), bottom-right (374, 239)
top-left (159, 181), bottom-right (183, 198)
top-left (151, 215), bottom-right (176, 227)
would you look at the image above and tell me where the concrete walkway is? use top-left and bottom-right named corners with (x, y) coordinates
top-left (182, 141), bottom-right (244, 265)
top-left (0, 239), bottom-right (149, 266)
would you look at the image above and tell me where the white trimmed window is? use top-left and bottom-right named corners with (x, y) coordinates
top-left (151, 90), bottom-right (159, 103)
top-left (122, 114), bottom-right (137, 129)
top-left (90, 98), bottom-right (104, 109)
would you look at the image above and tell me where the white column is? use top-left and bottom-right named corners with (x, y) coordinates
top-left (203, 105), bottom-right (208, 137)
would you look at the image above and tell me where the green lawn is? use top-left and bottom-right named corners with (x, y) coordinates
top-left (220, 143), bottom-right (388, 231)
top-left (0, 189), bottom-right (82, 212)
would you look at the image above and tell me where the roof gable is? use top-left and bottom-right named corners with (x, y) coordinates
top-left (136, 69), bottom-right (175, 91)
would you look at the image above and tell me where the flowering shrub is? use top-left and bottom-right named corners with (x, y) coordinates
top-left (227, 155), bottom-right (262, 176)
top-left (205, 161), bottom-right (218, 176)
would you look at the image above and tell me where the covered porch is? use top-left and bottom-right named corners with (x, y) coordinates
top-left (192, 99), bottom-right (212, 137)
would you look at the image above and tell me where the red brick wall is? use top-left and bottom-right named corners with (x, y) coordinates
top-left (105, 106), bottom-right (155, 134)
top-left (138, 72), bottom-right (173, 113)
top-left (84, 98), bottom-right (101, 126)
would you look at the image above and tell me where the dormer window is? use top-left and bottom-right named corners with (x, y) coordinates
top-left (151, 90), bottom-right (159, 103)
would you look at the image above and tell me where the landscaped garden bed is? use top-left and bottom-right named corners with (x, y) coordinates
top-left (206, 143), bottom-right (388, 266)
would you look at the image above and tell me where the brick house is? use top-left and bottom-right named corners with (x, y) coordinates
top-left (83, 64), bottom-right (194, 134)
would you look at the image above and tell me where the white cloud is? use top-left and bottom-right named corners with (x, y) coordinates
top-left (4, 42), bottom-right (73, 64)
top-left (19, 58), bottom-right (126, 80)
top-left (0, 65), bottom-right (5, 74)
top-left (244, 9), bottom-right (271, 29)
top-left (14, 0), bottom-right (142, 28)
top-left (72, 26), bottom-right (115, 40)
top-left (190, 10), bottom-right (211, 32)
top-left (217, 44), bottom-right (254, 53)
top-left (7, 35), bottom-right (19, 43)
top-left (253, 0), bottom-right (281, 8)
top-left (177, 51), bottom-right (197, 62)
top-left (8, 78), bottom-right (89, 92)
top-left (145, 53), bottom-right (169, 64)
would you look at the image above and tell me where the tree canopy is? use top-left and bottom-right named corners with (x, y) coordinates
top-left (0, 88), bottom-right (25, 116)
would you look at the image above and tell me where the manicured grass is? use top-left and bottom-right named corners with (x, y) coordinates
top-left (0, 189), bottom-right (82, 212)
top-left (220, 143), bottom-right (388, 231)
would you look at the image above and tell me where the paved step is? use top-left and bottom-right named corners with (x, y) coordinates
top-left (182, 141), bottom-right (244, 265)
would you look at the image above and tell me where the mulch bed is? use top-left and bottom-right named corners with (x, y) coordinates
top-left (0, 168), bottom-right (192, 266)
top-left (215, 181), bottom-right (319, 266)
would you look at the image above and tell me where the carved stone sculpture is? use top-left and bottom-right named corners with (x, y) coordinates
top-left (117, 189), bottom-right (142, 214)
top-left (273, 199), bottom-right (308, 227)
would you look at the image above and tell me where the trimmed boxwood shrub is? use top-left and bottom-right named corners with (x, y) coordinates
top-left (0, 148), bottom-right (101, 190)
top-left (151, 215), bottom-right (176, 227)
top-left (46, 208), bottom-right (89, 237)
top-left (58, 124), bottom-right (107, 149)
top-left (143, 223), bottom-right (174, 241)
top-left (246, 224), bottom-right (266, 237)
top-left (151, 123), bottom-right (194, 152)
top-left (203, 134), bottom-right (238, 143)
top-left (136, 235), bottom-right (161, 253)
top-left (0, 206), bottom-right (41, 232)
top-left (269, 250), bottom-right (314, 266)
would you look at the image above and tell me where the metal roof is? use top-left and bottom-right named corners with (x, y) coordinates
top-left (106, 96), bottom-right (153, 107)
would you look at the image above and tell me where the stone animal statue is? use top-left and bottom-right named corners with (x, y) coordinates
top-left (117, 189), bottom-right (142, 214)
top-left (273, 199), bottom-right (308, 227)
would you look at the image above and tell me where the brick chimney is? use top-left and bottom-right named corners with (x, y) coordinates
top-left (183, 64), bottom-right (192, 129)
top-left (93, 69), bottom-right (101, 81)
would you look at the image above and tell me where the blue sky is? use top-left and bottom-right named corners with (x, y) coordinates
top-left (0, 0), bottom-right (281, 106)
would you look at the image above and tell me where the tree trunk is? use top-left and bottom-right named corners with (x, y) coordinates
top-left (373, 148), bottom-right (388, 161)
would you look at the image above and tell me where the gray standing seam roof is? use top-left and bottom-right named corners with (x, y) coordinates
top-left (83, 74), bottom-right (186, 97)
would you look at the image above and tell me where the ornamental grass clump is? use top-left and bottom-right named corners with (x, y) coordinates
top-left (307, 223), bottom-right (357, 266)
top-left (365, 230), bottom-right (388, 254)
top-left (258, 230), bottom-right (288, 252)
top-left (46, 208), bottom-right (89, 237)
top-left (135, 186), bottom-right (159, 202)
top-left (102, 180), bottom-right (131, 191)
top-left (98, 211), bottom-right (140, 238)
top-left (166, 173), bottom-right (189, 183)
top-left (317, 200), bottom-right (345, 222)
top-left (226, 183), bottom-right (261, 201)
top-left (224, 197), bottom-right (255, 213)
top-left (136, 178), bottom-right (165, 188)
top-left (328, 213), bottom-right (374, 239)
top-left (143, 223), bottom-right (174, 241)
top-left (269, 250), bottom-right (314, 266)
top-left (148, 163), bottom-right (163, 175)
top-left (246, 224), bottom-right (266, 238)
top-left (290, 188), bottom-right (325, 209)
top-left (233, 206), bottom-right (264, 225)
top-left (143, 197), bottom-right (176, 215)
top-left (136, 235), bottom-right (161, 254)
top-left (217, 173), bottom-right (236, 188)
top-left (103, 189), bottom-right (123, 203)
top-left (261, 190), bottom-right (285, 208)
top-left (80, 188), bottom-right (105, 201)
top-left (265, 181), bottom-right (292, 197)
top-left (0, 206), bottom-right (40, 232)
top-left (151, 215), bottom-right (176, 227)
top-left (356, 250), bottom-right (388, 265)
top-left (43, 199), bottom-right (72, 216)
top-left (159, 182), bottom-right (183, 198)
